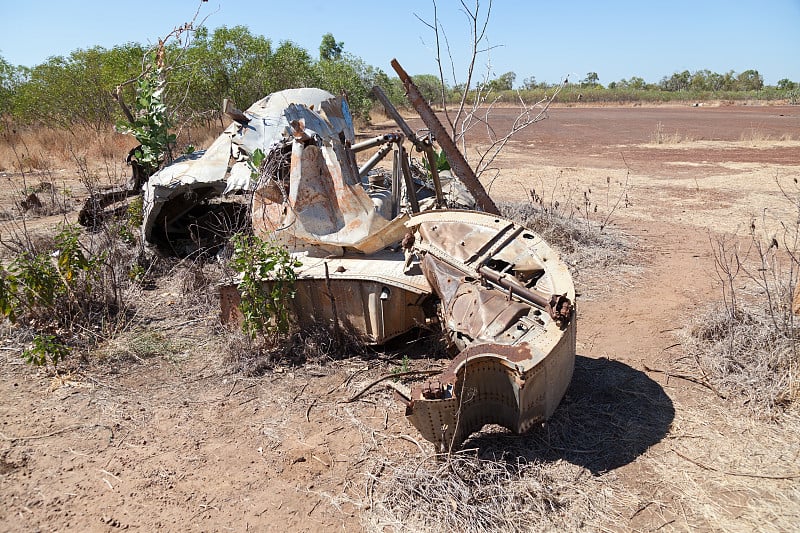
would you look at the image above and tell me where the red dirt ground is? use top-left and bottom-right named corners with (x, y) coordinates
top-left (1, 103), bottom-right (799, 532)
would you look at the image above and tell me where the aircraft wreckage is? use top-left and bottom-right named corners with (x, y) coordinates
top-left (109, 61), bottom-right (576, 451)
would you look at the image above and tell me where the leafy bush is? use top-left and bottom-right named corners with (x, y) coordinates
top-left (115, 66), bottom-right (176, 176)
top-left (229, 234), bottom-right (300, 340)
top-left (0, 224), bottom-right (131, 368)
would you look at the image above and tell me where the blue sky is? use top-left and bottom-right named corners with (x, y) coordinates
top-left (1, 0), bottom-right (798, 86)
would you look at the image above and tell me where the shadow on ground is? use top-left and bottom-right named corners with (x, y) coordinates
top-left (464, 354), bottom-right (675, 474)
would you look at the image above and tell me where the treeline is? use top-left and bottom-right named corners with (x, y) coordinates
top-left (510, 70), bottom-right (799, 104)
top-left (0, 26), bottom-right (409, 131)
top-left (1, 27), bottom-right (798, 134)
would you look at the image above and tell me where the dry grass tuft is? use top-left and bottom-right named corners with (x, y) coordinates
top-left (365, 452), bottom-right (612, 533)
top-left (651, 121), bottom-right (691, 144)
top-left (679, 198), bottom-right (800, 417)
top-left (225, 323), bottom-right (370, 377)
top-left (362, 355), bottom-right (673, 532)
top-left (499, 200), bottom-right (632, 278)
top-left (680, 303), bottom-right (799, 415)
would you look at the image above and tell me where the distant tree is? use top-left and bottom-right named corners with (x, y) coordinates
top-left (736, 69), bottom-right (763, 91)
top-left (266, 41), bottom-right (315, 93)
top-left (176, 26), bottom-right (273, 120)
top-left (319, 33), bottom-right (344, 61)
top-left (12, 45), bottom-right (143, 129)
top-left (689, 69), bottom-right (712, 91)
top-left (412, 74), bottom-right (445, 104)
top-left (631, 76), bottom-right (646, 90)
top-left (521, 76), bottom-right (538, 90)
top-left (617, 76), bottom-right (646, 90)
top-left (706, 71), bottom-right (726, 91)
top-left (580, 72), bottom-right (600, 87)
top-left (660, 70), bottom-right (690, 92)
top-left (0, 54), bottom-right (19, 118)
top-left (777, 78), bottom-right (797, 91)
top-left (312, 53), bottom-right (390, 121)
top-left (485, 71), bottom-right (515, 92)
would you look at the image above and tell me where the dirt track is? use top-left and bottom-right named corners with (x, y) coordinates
top-left (1, 104), bottom-right (800, 532)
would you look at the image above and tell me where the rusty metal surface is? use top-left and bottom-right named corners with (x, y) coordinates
top-left (138, 84), bottom-right (577, 452)
top-left (403, 209), bottom-right (576, 450)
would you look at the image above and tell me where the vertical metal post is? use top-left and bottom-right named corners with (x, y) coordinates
top-left (399, 145), bottom-right (420, 213)
top-left (390, 58), bottom-right (500, 215)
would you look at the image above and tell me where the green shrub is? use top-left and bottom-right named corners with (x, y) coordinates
top-left (0, 224), bottom-right (124, 368)
top-left (230, 234), bottom-right (301, 340)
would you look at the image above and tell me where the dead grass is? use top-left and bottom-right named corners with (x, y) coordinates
top-left (0, 124), bottom-right (220, 176)
top-left (739, 128), bottom-right (796, 144)
top-left (680, 302), bottom-right (799, 415)
top-left (499, 200), bottom-right (633, 281)
top-left (365, 452), bottom-right (613, 533)
top-left (651, 121), bottom-right (692, 144)
top-left (678, 198), bottom-right (800, 417)
top-left (225, 324), bottom-right (371, 377)
top-left (356, 354), bottom-right (674, 531)
top-left (644, 400), bottom-right (800, 531)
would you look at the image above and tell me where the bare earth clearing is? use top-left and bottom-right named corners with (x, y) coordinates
top-left (1, 104), bottom-right (800, 532)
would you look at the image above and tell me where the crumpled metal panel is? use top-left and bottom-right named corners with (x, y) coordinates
top-left (142, 88), bottom-right (368, 248)
top-left (220, 249), bottom-right (434, 345)
top-left (403, 210), bottom-right (576, 451)
top-left (251, 98), bottom-right (403, 255)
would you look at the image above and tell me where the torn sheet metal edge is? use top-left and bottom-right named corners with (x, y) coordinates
top-left (401, 209), bottom-right (576, 450)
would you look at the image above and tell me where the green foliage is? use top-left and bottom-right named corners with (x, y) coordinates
top-left (423, 148), bottom-right (451, 174)
top-left (127, 196), bottom-right (144, 228)
top-left (11, 44), bottom-right (144, 129)
top-left (313, 53), bottom-right (379, 121)
top-left (0, 224), bottom-right (117, 368)
top-left (391, 355), bottom-right (411, 378)
top-left (117, 196), bottom-right (144, 246)
top-left (412, 74), bottom-right (445, 104)
top-left (23, 334), bottom-right (69, 367)
top-left (581, 72), bottom-right (600, 88)
top-left (115, 65), bottom-right (176, 175)
top-left (485, 71), bottom-right (516, 92)
top-left (319, 33), bottom-right (344, 61)
top-left (175, 25), bottom-right (274, 118)
top-left (230, 234), bottom-right (301, 340)
top-left (521, 76), bottom-right (544, 90)
top-left (0, 54), bottom-right (20, 119)
top-left (267, 41), bottom-right (316, 93)
top-left (249, 148), bottom-right (266, 181)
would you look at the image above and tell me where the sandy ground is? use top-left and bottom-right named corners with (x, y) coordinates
top-left (1, 104), bottom-right (800, 532)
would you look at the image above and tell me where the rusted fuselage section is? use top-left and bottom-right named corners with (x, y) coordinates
top-left (401, 210), bottom-right (576, 450)
top-left (142, 83), bottom-right (575, 450)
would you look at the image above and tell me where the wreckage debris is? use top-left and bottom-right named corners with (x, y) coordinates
top-left (105, 63), bottom-right (576, 451)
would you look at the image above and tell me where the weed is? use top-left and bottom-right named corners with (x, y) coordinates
top-left (391, 355), bottom-right (411, 378)
top-left (23, 334), bottom-right (70, 368)
top-left (229, 233), bottom-right (301, 340)
top-left (0, 222), bottom-right (135, 368)
top-left (681, 178), bottom-right (800, 415)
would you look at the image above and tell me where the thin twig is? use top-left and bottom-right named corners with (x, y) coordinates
top-left (306, 398), bottom-right (317, 422)
top-left (342, 370), bottom-right (441, 403)
top-left (0, 424), bottom-right (112, 441)
top-left (673, 449), bottom-right (800, 480)
top-left (643, 364), bottom-right (726, 399)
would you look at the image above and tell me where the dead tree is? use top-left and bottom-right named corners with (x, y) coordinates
top-left (414, 0), bottom-right (565, 183)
